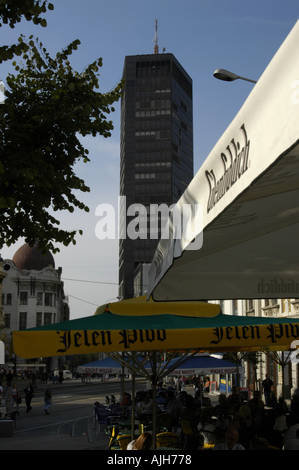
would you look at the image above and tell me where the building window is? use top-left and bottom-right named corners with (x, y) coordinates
top-left (44, 313), bottom-right (52, 325)
top-left (6, 294), bottom-right (12, 305)
top-left (20, 292), bottom-right (28, 305)
top-left (45, 293), bottom-right (53, 307)
top-left (37, 292), bottom-right (43, 306)
top-left (19, 312), bottom-right (27, 330)
top-left (265, 299), bottom-right (278, 307)
top-left (4, 314), bottom-right (10, 328)
top-left (36, 312), bottom-right (42, 327)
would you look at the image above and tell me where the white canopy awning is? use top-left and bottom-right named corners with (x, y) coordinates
top-left (166, 354), bottom-right (245, 376)
top-left (148, 20), bottom-right (299, 301)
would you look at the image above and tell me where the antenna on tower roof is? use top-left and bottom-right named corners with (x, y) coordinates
top-left (153, 18), bottom-right (159, 54)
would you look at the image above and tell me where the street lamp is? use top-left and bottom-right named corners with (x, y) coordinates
top-left (213, 68), bottom-right (257, 84)
top-left (0, 255), bottom-right (7, 329)
top-left (105, 296), bottom-right (122, 303)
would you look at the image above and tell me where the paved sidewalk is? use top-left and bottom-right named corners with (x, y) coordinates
top-left (0, 380), bottom-right (220, 450)
top-left (0, 428), bottom-right (106, 451)
top-left (0, 378), bottom-right (125, 450)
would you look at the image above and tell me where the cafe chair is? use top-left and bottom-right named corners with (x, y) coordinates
top-left (95, 409), bottom-right (112, 431)
top-left (156, 432), bottom-right (179, 448)
top-left (157, 413), bottom-right (172, 432)
top-left (94, 404), bottom-right (121, 432)
top-left (202, 396), bottom-right (212, 407)
top-left (110, 434), bottom-right (132, 450)
top-left (180, 420), bottom-right (196, 437)
top-left (106, 425), bottom-right (120, 449)
top-left (109, 404), bottom-right (123, 414)
top-left (93, 402), bottom-right (106, 428)
top-left (143, 425), bottom-right (168, 433)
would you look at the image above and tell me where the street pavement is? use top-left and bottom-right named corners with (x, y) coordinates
top-left (0, 379), bottom-right (221, 451)
top-left (0, 378), bottom-right (109, 450)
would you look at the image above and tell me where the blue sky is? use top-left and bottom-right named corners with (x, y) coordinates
top-left (1, 1), bottom-right (299, 319)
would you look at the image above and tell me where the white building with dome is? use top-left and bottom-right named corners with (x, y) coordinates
top-left (1, 243), bottom-right (70, 372)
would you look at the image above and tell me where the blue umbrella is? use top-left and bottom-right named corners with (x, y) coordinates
top-left (77, 356), bottom-right (126, 374)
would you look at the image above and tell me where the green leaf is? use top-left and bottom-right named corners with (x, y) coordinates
top-left (0, 197), bottom-right (15, 209)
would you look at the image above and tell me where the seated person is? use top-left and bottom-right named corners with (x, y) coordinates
top-left (127, 432), bottom-right (152, 450)
top-left (249, 437), bottom-right (269, 450)
top-left (232, 405), bottom-right (257, 450)
top-left (198, 407), bottom-right (220, 445)
top-left (181, 395), bottom-right (200, 432)
top-left (156, 390), bottom-right (168, 407)
top-left (213, 427), bottom-right (245, 450)
top-left (186, 433), bottom-right (205, 450)
top-left (247, 390), bottom-right (265, 429)
top-left (227, 386), bottom-right (243, 410)
top-left (166, 390), bottom-right (183, 428)
top-left (137, 393), bottom-right (153, 414)
top-left (283, 428), bottom-right (299, 450)
top-left (120, 392), bottom-right (130, 407)
top-left (213, 393), bottom-right (230, 423)
top-left (273, 403), bottom-right (287, 433)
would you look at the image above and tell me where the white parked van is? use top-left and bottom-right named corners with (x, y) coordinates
top-left (54, 370), bottom-right (72, 381)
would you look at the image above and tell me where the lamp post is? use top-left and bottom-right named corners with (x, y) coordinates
top-left (213, 68), bottom-right (257, 84)
top-left (0, 255), bottom-right (6, 330)
top-left (0, 255), bottom-right (7, 366)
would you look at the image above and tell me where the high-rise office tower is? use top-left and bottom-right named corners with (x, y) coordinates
top-left (119, 38), bottom-right (193, 299)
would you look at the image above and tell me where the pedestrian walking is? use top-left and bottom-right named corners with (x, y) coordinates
top-left (262, 374), bottom-right (274, 406)
top-left (24, 382), bottom-right (34, 413)
top-left (44, 383), bottom-right (52, 415)
top-left (5, 384), bottom-right (12, 413)
top-left (10, 383), bottom-right (20, 412)
top-left (6, 370), bottom-right (13, 387)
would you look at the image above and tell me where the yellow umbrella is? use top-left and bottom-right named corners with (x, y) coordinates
top-left (12, 296), bottom-right (299, 359)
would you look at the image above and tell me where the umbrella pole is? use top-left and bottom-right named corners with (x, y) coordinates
top-left (199, 374), bottom-right (203, 404)
top-left (280, 351), bottom-right (291, 405)
top-left (282, 355), bottom-right (285, 404)
top-left (131, 353), bottom-right (136, 443)
top-left (121, 354), bottom-right (125, 420)
top-left (152, 351), bottom-right (157, 451)
top-left (237, 360), bottom-right (241, 404)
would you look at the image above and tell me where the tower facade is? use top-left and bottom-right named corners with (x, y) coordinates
top-left (119, 53), bottom-right (193, 299)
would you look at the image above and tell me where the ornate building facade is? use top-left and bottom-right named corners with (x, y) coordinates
top-left (1, 243), bottom-right (69, 372)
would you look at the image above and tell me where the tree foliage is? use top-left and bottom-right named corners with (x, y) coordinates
top-left (0, 36), bottom-right (123, 253)
top-left (0, 0), bottom-right (54, 62)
